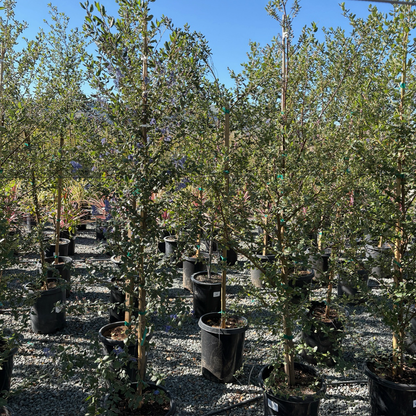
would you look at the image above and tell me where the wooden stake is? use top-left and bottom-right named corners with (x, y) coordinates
top-left (54, 132), bottom-right (64, 265)
top-left (221, 106), bottom-right (230, 329)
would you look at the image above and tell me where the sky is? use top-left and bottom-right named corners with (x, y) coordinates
top-left (9, 0), bottom-right (395, 89)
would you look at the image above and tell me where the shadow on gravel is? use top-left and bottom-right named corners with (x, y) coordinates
top-left (8, 384), bottom-right (87, 416)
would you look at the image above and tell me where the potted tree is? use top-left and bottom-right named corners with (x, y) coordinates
top-left (341, 3), bottom-right (416, 414)
top-left (227, 0), bottom-right (365, 412)
top-left (83, 0), bottom-right (214, 411)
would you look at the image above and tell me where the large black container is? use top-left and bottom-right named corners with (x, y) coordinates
top-left (45, 256), bottom-right (72, 298)
top-left (109, 279), bottom-right (138, 323)
top-left (183, 256), bottom-right (207, 292)
top-left (198, 312), bottom-right (248, 383)
top-left (60, 230), bottom-right (76, 255)
top-left (289, 269), bottom-right (314, 304)
top-left (250, 254), bottom-right (275, 288)
top-left (301, 301), bottom-right (343, 366)
top-left (0, 345), bottom-right (18, 394)
top-left (98, 321), bottom-right (151, 382)
top-left (364, 361), bottom-right (416, 416)
top-left (191, 271), bottom-right (221, 319)
top-left (405, 315), bottom-right (416, 354)
top-left (28, 279), bottom-right (66, 334)
top-left (337, 259), bottom-right (368, 302)
top-left (258, 363), bottom-right (325, 416)
top-left (45, 238), bottom-right (70, 257)
top-left (164, 236), bottom-right (182, 267)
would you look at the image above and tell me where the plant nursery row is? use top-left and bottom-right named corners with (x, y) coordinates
top-left (0, 0), bottom-right (415, 415)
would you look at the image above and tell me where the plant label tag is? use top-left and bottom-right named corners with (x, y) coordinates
top-left (268, 399), bottom-right (279, 412)
top-left (213, 291), bottom-right (220, 297)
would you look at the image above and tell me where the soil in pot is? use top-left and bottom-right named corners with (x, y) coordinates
top-left (191, 272), bottom-right (221, 319)
top-left (198, 312), bottom-right (248, 383)
top-left (258, 363), bottom-right (325, 416)
top-left (105, 382), bottom-right (175, 416)
top-left (364, 358), bottom-right (416, 416)
top-left (99, 322), bottom-right (152, 382)
top-left (301, 301), bottom-right (343, 366)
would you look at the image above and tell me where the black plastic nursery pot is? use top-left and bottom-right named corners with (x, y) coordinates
top-left (337, 263), bottom-right (368, 302)
top-left (191, 271), bottom-right (221, 319)
top-left (108, 278), bottom-right (138, 323)
top-left (45, 256), bottom-right (72, 298)
top-left (223, 247), bottom-right (238, 267)
top-left (104, 382), bottom-right (176, 416)
top-left (258, 363), bottom-right (326, 416)
top-left (405, 315), bottom-right (416, 354)
top-left (250, 254), bottom-right (276, 289)
top-left (98, 321), bottom-right (152, 382)
top-left (44, 238), bottom-right (70, 257)
top-left (301, 301), bottom-right (343, 367)
top-left (289, 269), bottom-right (314, 304)
top-left (0, 344), bottom-right (18, 395)
top-left (364, 361), bottom-right (416, 416)
top-left (364, 242), bottom-right (392, 279)
top-left (164, 236), bottom-right (182, 268)
top-left (96, 225), bottom-right (107, 241)
top-left (198, 312), bottom-right (248, 383)
top-left (28, 279), bottom-right (66, 334)
top-left (59, 230), bottom-right (76, 256)
top-left (182, 255), bottom-right (207, 292)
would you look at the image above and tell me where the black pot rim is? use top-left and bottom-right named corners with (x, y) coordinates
top-left (255, 253), bottom-right (276, 261)
top-left (163, 236), bottom-right (178, 243)
top-left (26, 278), bottom-right (66, 296)
top-left (183, 253), bottom-right (209, 263)
top-left (110, 255), bottom-right (122, 265)
top-left (99, 321), bottom-right (153, 345)
top-left (258, 363), bottom-right (326, 403)
top-left (198, 312), bottom-right (248, 335)
top-left (364, 361), bottom-right (416, 391)
top-left (190, 271), bottom-right (221, 286)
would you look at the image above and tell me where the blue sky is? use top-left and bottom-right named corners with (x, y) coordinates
top-left (11, 0), bottom-right (394, 89)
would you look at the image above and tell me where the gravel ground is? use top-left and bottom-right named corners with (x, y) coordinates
top-left (0, 225), bottom-right (398, 415)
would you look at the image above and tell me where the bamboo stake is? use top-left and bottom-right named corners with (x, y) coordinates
top-left (196, 188), bottom-right (203, 257)
top-left (0, 43), bottom-right (5, 130)
top-left (136, 10), bottom-right (149, 396)
top-left (54, 133), bottom-right (64, 265)
top-left (280, 12), bottom-right (295, 387)
top-left (220, 106), bottom-right (230, 329)
top-left (392, 21), bottom-right (408, 377)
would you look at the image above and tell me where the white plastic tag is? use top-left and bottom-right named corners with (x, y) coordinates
top-left (213, 291), bottom-right (220, 297)
top-left (268, 398), bottom-right (279, 412)
top-left (413, 399), bottom-right (416, 407)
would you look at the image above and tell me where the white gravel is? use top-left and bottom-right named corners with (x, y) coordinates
top-left (0, 225), bottom-right (398, 415)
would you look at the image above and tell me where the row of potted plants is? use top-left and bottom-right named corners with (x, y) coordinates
top-left (1, 0), bottom-right (416, 414)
